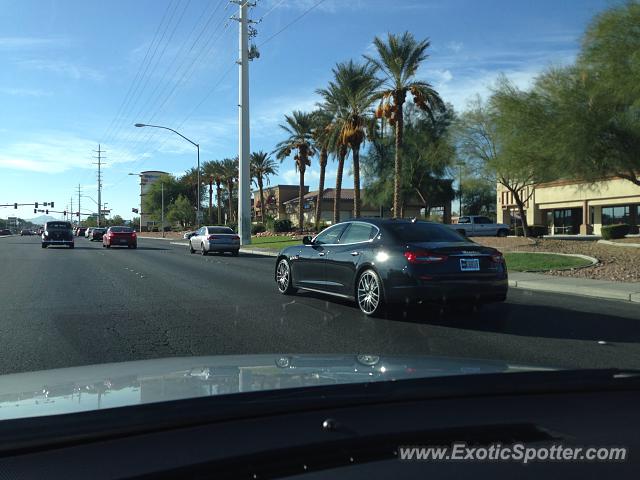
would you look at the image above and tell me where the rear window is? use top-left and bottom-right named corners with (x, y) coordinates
top-left (386, 222), bottom-right (466, 243)
top-left (208, 227), bottom-right (234, 234)
top-left (110, 227), bottom-right (132, 233)
top-left (46, 222), bottom-right (71, 230)
top-left (457, 217), bottom-right (471, 224)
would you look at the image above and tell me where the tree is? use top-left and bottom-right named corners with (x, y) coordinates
top-left (317, 61), bottom-right (381, 218)
top-left (202, 160), bottom-right (225, 224)
top-left (460, 177), bottom-right (497, 217)
top-left (220, 158), bottom-right (238, 224)
top-left (365, 31), bottom-right (444, 217)
top-left (455, 89), bottom-right (557, 237)
top-left (362, 104), bottom-right (456, 217)
top-left (310, 108), bottom-right (334, 229)
top-left (274, 111), bottom-right (315, 231)
top-left (166, 194), bottom-right (194, 228)
top-left (250, 151), bottom-right (278, 223)
top-left (109, 215), bottom-right (125, 226)
top-left (143, 174), bottom-right (182, 223)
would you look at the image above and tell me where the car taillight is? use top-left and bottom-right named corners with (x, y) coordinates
top-left (403, 250), bottom-right (447, 264)
top-left (208, 235), bottom-right (218, 240)
top-left (232, 235), bottom-right (240, 240)
top-left (490, 250), bottom-right (504, 263)
top-left (131, 232), bottom-right (136, 237)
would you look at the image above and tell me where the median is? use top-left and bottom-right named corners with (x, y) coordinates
top-left (503, 252), bottom-right (594, 272)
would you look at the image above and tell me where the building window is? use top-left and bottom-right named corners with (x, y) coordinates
top-left (601, 205), bottom-right (630, 225)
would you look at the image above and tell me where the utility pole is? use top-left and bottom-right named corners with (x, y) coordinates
top-left (161, 181), bottom-right (165, 239)
top-left (233, 0), bottom-right (256, 245)
top-left (78, 184), bottom-right (82, 226)
top-left (93, 145), bottom-right (106, 226)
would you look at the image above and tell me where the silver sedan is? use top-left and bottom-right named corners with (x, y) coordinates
top-left (189, 226), bottom-right (240, 256)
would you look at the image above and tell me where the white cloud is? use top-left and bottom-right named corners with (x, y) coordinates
top-left (0, 87), bottom-right (51, 97)
top-left (0, 37), bottom-right (68, 49)
top-left (18, 59), bottom-right (103, 81)
top-left (0, 133), bottom-right (138, 174)
top-left (446, 41), bottom-right (463, 53)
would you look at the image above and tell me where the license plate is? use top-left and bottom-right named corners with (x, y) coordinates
top-left (460, 258), bottom-right (480, 271)
top-left (120, 239), bottom-right (127, 244)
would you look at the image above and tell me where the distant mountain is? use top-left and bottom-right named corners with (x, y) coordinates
top-left (28, 215), bottom-right (58, 225)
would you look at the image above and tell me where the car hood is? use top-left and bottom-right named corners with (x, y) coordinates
top-left (0, 354), bottom-right (553, 420)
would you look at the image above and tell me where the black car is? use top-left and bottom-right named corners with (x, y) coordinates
top-left (42, 221), bottom-right (74, 248)
top-left (90, 227), bottom-right (106, 241)
top-left (274, 218), bottom-right (508, 316)
top-left (0, 229), bottom-right (11, 236)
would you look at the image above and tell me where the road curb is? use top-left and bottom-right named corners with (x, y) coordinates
top-left (598, 239), bottom-right (640, 248)
top-left (239, 248), bottom-right (278, 257)
top-left (508, 279), bottom-right (640, 302)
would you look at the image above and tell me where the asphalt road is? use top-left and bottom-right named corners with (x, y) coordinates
top-left (1, 234), bottom-right (640, 375)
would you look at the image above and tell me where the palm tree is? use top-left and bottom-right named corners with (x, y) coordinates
top-left (220, 157), bottom-right (238, 224)
top-left (180, 166), bottom-right (203, 209)
top-left (317, 60), bottom-right (381, 219)
top-left (202, 160), bottom-right (225, 224)
top-left (274, 111), bottom-right (315, 231)
top-left (310, 109), bottom-right (334, 230)
top-left (365, 31), bottom-right (444, 217)
top-left (250, 151), bottom-right (278, 223)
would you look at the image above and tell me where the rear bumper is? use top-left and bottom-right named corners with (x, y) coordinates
top-left (42, 239), bottom-right (73, 245)
top-left (206, 242), bottom-right (239, 252)
top-left (386, 277), bottom-right (508, 304)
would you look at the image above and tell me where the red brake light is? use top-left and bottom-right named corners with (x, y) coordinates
top-left (404, 250), bottom-right (447, 264)
top-left (491, 250), bottom-right (504, 263)
top-left (207, 235), bottom-right (218, 240)
top-left (233, 235), bottom-right (240, 240)
top-left (131, 232), bottom-right (136, 237)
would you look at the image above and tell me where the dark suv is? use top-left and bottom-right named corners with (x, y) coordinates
top-left (42, 221), bottom-right (74, 248)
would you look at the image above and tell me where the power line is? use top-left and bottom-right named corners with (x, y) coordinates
top-left (100, 0), bottom-right (177, 144)
top-left (258, 0), bottom-right (326, 47)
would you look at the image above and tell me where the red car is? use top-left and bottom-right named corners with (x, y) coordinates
top-left (103, 226), bottom-right (137, 249)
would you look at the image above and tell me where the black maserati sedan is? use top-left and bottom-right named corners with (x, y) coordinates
top-left (274, 218), bottom-right (508, 315)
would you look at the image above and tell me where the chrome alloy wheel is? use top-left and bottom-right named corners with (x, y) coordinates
top-left (276, 259), bottom-right (291, 293)
top-left (357, 270), bottom-right (380, 315)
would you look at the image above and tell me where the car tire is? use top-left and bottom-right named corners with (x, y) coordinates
top-left (201, 243), bottom-right (207, 256)
top-left (497, 229), bottom-right (508, 237)
top-left (102, 243), bottom-right (106, 248)
top-left (276, 258), bottom-right (296, 295)
top-left (41, 243), bottom-right (47, 248)
top-left (189, 243), bottom-right (195, 254)
top-left (69, 244), bottom-right (74, 249)
top-left (231, 250), bottom-right (239, 257)
top-left (106, 244), bottom-right (111, 248)
top-left (356, 269), bottom-right (385, 316)
top-left (132, 244), bottom-right (137, 249)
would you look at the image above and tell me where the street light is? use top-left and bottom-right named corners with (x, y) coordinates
top-left (134, 123), bottom-right (200, 227)
top-left (129, 172), bottom-right (164, 238)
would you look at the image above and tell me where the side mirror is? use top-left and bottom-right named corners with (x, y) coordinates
top-left (302, 235), bottom-right (313, 245)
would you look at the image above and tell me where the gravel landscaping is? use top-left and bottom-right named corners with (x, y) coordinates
top-left (472, 237), bottom-right (640, 283)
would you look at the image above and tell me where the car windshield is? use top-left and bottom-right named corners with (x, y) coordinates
top-left (388, 223), bottom-right (467, 243)
top-left (0, 0), bottom-right (638, 428)
top-left (208, 227), bottom-right (234, 234)
top-left (46, 222), bottom-right (71, 229)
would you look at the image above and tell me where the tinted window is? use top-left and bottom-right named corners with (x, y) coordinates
top-left (339, 223), bottom-right (377, 244)
top-left (387, 223), bottom-right (466, 243)
top-left (476, 217), bottom-right (492, 224)
top-left (313, 224), bottom-right (348, 245)
top-left (208, 227), bottom-right (234, 234)
top-left (46, 222), bottom-right (71, 229)
top-left (458, 217), bottom-right (471, 224)
top-left (110, 227), bottom-right (132, 233)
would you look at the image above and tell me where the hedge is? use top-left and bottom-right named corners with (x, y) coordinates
top-left (273, 219), bottom-right (292, 233)
top-left (601, 224), bottom-right (630, 240)
top-left (513, 224), bottom-right (548, 238)
top-left (251, 223), bottom-right (266, 235)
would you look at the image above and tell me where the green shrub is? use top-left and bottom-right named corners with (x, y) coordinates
top-left (601, 224), bottom-right (630, 240)
top-left (273, 219), bottom-right (292, 232)
top-left (514, 224), bottom-right (547, 237)
top-left (251, 223), bottom-right (266, 235)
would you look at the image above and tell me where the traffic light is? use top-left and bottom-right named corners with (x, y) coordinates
top-left (35, 202), bottom-right (38, 208)
top-left (64, 210), bottom-right (67, 216)
top-left (50, 202), bottom-right (54, 208)
top-left (46, 209), bottom-right (49, 214)
top-left (14, 203), bottom-right (17, 209)
top-left (34, 209), bottom-right (37, 214)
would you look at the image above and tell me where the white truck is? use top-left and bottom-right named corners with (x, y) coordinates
top-left (448, 215), bottom-right (510, 237)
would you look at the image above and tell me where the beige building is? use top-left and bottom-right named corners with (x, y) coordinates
top-left (252, 185), bottom-right (308, 221)
top-left (497, 176), bottom-right (640, 235)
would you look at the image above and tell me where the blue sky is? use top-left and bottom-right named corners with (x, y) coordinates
top-left (0, 0), bottom-right (615, 221)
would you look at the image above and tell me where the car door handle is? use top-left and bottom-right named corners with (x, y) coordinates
top-left (318, 252), bottom-right (325, 257)
top-left (350, 251), bottom-right (360, 256)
